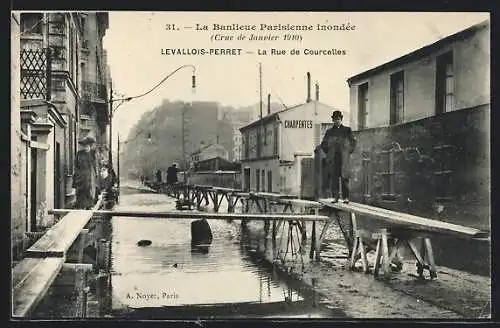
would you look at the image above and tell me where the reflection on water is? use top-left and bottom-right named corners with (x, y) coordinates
top-left (110, 191), bottom-right (345, 318)
top-left (111, 216), bottom-right (302, 308)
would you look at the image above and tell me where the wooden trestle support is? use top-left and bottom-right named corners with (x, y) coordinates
top-left (156, 184), bottom-right (486, 281)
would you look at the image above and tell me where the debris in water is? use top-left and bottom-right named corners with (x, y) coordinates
top-left (137, 240), bottom-right (152, 247)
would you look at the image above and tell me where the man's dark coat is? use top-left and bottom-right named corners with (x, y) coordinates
top-left (320, 124), bottom-right (357, 179)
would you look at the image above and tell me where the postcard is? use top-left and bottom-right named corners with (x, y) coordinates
top-left (11, 10), bottom-right (491, 321)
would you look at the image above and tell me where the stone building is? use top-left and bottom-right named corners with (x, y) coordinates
top-left (240, 74), bottom-right (344, 195)
top-left (343, 20), bottom-right (490, 230)
top-left (13, 12), bottom-right (111, 258)
top-left (11, 12), bottom-right (25, 261)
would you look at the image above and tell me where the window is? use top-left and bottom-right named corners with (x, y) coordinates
top-left (267, 170), bottom-right (273, 192)
top-left (263, 125), bottom-right (267, 145)
top-left (244, 131), bottom-right (249, 159)
top-left (380, 148), bottom-right (396, 201)
top-left (358, 83), bottom-right (369, 129)
top-left (243, 168), bottom-right (251, 192)
top-left (21, 13), bottom-right (43, 34)
top-left (362, 153), bottom-right (371, 197)
top-left (436, 51), bottom-right (454, 114)
top-left (81, 62), bottom-right (86, 83)
top-left (273, 123), bottom-right (279, 155)
top-left (390, 71), bottom-right (404, 125)
top-left (81, 15), bottom-right (86, 31)
top-left (433, 144), bottom-right (454, 202)
top-left (68, 28), bottom-right (74, 79)
top-left (256, 129), bottom-right (262, 158)
top-left (255, 169), bottom-right (260, 191)
top-left (68, 114), bottom-right (74, 175)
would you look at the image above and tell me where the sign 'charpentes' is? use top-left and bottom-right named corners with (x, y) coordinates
top-left (284, 120), bottom-right (313, 128)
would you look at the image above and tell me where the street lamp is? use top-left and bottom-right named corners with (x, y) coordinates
top-left (110, 64), bottom-right (196, 196)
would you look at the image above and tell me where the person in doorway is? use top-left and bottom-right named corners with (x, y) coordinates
top-left (166, 163), bottom-right (179, 195)
top-left (99, 162), bottom-right (117, 208)
top-left (320, 110), bottom-right (357, 203)
top-left (73, 135), bottom-right (98, 209)
top-left (99, 163), bottom-right (117, 193)
top-left (156, 169), bottom-right (163, 184)
top-left (167, 163), bottom-right (179, 184)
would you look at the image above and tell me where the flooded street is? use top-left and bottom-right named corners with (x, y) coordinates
top-left (106, 183), bottom-right (490, 319)
top-left (109, 187), bottom-right (344, 319)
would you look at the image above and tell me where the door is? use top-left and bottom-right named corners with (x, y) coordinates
top-left (30, 147), bottom-right (37, 232)
top-left (243, 168), bottom-right (251, 192)
top-left (267, 170), bottom-right (272, 193)
top-left (54, 142), bottom-right (61, 209)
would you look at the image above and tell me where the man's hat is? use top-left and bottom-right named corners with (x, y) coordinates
top-left (331, 110), bottom-right (343, 119)
top-left (78, 135), bottom-right (96, 145)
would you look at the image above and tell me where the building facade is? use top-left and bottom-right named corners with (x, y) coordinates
top-left (78, 12), bottom-right (110, 147)
top-left (240, 80), bottom-right (345, 196)
top-left (342, 20), bottom-right (490, 230)
top-left (348, 20), bottom-right (489, 130)
top-left (11, 12), bottom-right (25, 260)
top-left (191, 143), bottom-right (230, 163)
top-left (13, 12), bottom-right (111, 258)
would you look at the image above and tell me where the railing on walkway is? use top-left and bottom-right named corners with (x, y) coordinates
top-left (12, 195), bottom-right (106, 318)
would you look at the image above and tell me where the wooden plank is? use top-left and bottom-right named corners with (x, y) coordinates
top-left (48, 209), bottom-right (330, 222)
top-left (284, 199), bottom-right (322, 208)
top-left (26, 199), bottom-right (103, 258)
top-left (12, 257), bottom-right (65, 317)
top-left (318, 199), bottom-right (487, 239)
top-left (212, 187), bottom-right (240, 192)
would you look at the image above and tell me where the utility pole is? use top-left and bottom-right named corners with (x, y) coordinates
top-left (181, 106), bottom-right (186, 182)
top-left (259, 63), bottom-right (263, 119)
top-left (108, 80), bottom-right (113, 167)
top-left (116, 133), bottom-right (120, 203)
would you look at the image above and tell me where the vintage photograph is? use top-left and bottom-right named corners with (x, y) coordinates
top-left (11, 11), bottom-right (491, 320)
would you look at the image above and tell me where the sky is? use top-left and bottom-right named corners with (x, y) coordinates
top-left (103, 11), bottom-right (489, 143)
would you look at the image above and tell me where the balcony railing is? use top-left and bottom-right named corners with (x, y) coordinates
top-left (82, 81), bottom-right (107, 103)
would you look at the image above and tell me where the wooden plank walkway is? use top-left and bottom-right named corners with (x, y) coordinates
top-left (48, 209), bottom-right (330, 222)
top-left (318, 199), bottom-right (488, 239)
top-left (162, 184), bottom-right (488, 239)
top-left (12, 257), bottom-right (65, 317)
top-left (12, 197), bottom-right (105, 318)
top-left (26, 199), bottom-right (103, 258)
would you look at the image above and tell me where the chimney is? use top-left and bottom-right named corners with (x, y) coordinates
top-left (267, 94), bottom-right (271, 115)
top-left (315, 81), bottom-right (319, 101)
top-left (306, 72), bottom-right (312, 103)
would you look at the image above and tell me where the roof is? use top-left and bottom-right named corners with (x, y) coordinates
top-left (239, 101), bottom-right (342, 131)
top-left (196, 156), bottom-right (233, 165)
top-left (239, 104), bottom-right (299, 131)
top-left (346, 19), bottom-right (490, 85)
top-left (191, 143), bottom-right (228, 155)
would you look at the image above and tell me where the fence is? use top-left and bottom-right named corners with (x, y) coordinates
top-left (188, 171), bottom-right (241, 189)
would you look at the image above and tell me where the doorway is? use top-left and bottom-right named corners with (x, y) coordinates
top-left (30, 147), bottom-right (37, 232)
top-left (54, 142), bottom-right (61, 209)
top-left (267, 170), bottom-right (272, 193)
top-left (243, 168), bottom-right (251, 192)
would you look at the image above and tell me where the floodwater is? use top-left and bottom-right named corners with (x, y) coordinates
top-left (109, 187), bottom-right (346, 319)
